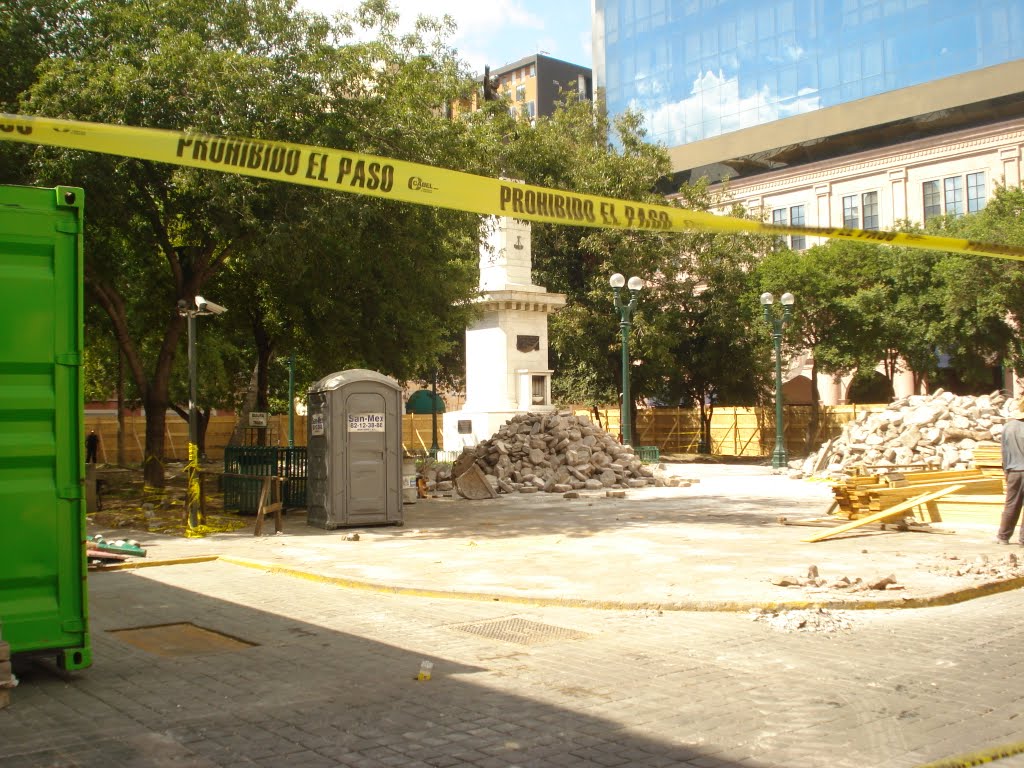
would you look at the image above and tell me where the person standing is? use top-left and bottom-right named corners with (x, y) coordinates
top-left (85, 429), bottom-right (100, 464)
top-left (997, 402), bottom-right (1024, 544)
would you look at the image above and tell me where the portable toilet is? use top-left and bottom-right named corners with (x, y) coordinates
top-left (306, 369), bottom-right (403, 529)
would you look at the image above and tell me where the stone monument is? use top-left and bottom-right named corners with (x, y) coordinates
top-left (442, 216), bottom-right (566, 450)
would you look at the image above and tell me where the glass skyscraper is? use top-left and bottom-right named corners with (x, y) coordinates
top-left (593, 0), bottom-right (1024, 148)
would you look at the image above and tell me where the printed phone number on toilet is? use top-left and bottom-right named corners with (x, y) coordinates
top-left (347, 413), bottom-right (385, 432)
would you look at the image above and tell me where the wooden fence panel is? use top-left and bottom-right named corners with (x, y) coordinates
top-left (83, 403), bottom-right (879, 466)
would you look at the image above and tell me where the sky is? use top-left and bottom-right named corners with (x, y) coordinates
top-left (294, 0), bottom-right (593, 74)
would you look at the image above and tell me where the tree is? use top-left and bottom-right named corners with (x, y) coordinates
top-left (755, 239), bottom-right (883, 445)
top-left (923, 185), bottom-right (1024, 388)
top-left (497, 100), bottom-right (780, 446)
top-left (498, 102), bottom-right (682, 438)
top-left (648, 217), bottom-right (770, 452)
top-left (8, 0), bottom-right (497, 485)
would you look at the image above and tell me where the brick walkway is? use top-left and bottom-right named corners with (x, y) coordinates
top-left (3, 559), bottom-right (1024, 767)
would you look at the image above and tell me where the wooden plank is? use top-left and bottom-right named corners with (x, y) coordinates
top-left (867, 477), bottom-right (999, 499)
top-left (253, 476), bottom-right (283, 536)
top-left (804, 484), bottom-right (965, 542)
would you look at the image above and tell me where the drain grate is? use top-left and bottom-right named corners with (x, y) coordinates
top-left (109, 622), bottom-right (257, 657)
top-left (450, 617), bottom-right (590, 646)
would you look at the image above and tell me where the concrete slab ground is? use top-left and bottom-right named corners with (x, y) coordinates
top-left (3, 462), bottom-right (1024, 768)
top-left (95, 462), bottom-right (1024, 611)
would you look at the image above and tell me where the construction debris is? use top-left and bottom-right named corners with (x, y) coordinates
top-left (769, 564), bottom-right (900, 591)
top-left (804, 389), bottom-right (1011, 478)
top-left (446, 412), bottom-right (659, 494)
top-left (928, 552), bottom-right (1024, 580)
top-left (751, 607), bottom-right (854, 633)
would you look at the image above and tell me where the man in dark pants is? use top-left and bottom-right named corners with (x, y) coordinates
top-left (997, 403), bottom-right (1024, 544)
top-left (85, 429), bottom-right (100, 464)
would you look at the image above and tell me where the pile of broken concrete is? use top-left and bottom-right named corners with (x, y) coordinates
top-left (441, 411), bottom-right (677, 496)
top-left (803, 389), bottom-right (1010, 478)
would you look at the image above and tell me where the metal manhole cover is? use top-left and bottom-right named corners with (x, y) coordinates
top-left (109, 622), bottom-right (257, 657)
top-left (451, 617), bottom-right (590, 645)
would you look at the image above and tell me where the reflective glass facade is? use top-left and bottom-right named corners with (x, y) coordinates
top-left (594, 0), bottom-right (1024, 147)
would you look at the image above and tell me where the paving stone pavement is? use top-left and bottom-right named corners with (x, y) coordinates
top-left (2, 559), bottom-right (1024, 768)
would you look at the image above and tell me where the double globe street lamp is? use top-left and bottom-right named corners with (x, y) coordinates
top-left (760, 291), bottom-right (795, 470)
top-left (610, 273), bottom-right (644, 446)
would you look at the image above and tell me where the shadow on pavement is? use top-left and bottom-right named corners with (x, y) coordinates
top-left (0, 566), bottom-right (763, 768)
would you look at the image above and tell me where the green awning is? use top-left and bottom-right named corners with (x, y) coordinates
top-left (405, 389), bottom-right (445, 414)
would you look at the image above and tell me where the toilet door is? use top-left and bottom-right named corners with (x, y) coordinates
top-left (342, 391), bottom-right (389, 524)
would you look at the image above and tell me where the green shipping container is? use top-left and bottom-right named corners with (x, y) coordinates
top-left (0, 185), bottom-right (91, 670)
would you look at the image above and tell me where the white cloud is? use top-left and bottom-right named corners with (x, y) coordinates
top-left (636, 69), bottom-right (821, 146)
top-left (295, 0), bottom-right (548, 72)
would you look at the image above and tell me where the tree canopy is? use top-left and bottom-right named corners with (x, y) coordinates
top-left (5, 0), bottom-right (499, 484)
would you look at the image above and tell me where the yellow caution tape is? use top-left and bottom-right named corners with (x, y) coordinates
top-left (3, 113), bottom-right (1023, 261)
top-left (914, 740), bottom-right (1024, 768)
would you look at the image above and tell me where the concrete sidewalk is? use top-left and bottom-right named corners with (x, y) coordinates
top-left (94, 462), bottom-right (1024, 611)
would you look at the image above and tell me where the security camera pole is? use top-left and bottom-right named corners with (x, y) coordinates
top-left (177, 296), bottom-right (227, 529)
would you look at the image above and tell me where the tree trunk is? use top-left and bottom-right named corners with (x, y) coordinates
top-left (142, 389), bottom-right (167, 488)
top-left (87, 273), bottom-right (189, 489)
top-left (199, 406), bottom-right (211, 458)
top-left (116, 347), bottom-right (126, 466)
top-left (230, 363), bottom-right (261, 447)
top-left (255, 342), bottom-right (274, 446)
top-left (699, 400), bottom-right (713, 454)
top-left (806, 357), bottom-right (821, 453)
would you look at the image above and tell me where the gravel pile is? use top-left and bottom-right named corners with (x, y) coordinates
top-left (803, 389), bottom-right (1011, 477)
top-left (461, 411), bottom-right (661, 494)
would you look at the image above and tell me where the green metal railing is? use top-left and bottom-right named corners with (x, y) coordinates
top-left (636, 445), bottom-right (660, 463)
top-left (223, 446), bottom-right (307, 513)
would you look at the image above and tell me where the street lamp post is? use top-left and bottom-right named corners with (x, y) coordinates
top-left (430, 369), bottom-right (440, 459)
top-left (760, 291), bottom-right (795, 470)
top-left (610, 273), bottom-right (644, 446)
top-left (177, 295), bottom-right (227, 529)
top-left (287, 355), bottom-right (296, 448)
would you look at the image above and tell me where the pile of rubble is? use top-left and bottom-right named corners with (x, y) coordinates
top-left (770, 564), bottom-right (901, 592)
top-left (436, 411), bottom-right (674, 495)
top-left (803, 389), bottom-right (1011, 478)
top-left (750, 607), bottom-right (854, 633)
top-left (928, 552), bottom-right (1024, 581)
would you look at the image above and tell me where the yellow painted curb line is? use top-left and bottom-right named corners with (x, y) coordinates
top-left (915, 740), bottom-right (1024, 767)
top-left (93, 554), bottom-right (1024, 613)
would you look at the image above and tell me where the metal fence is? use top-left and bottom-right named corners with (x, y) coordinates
top-left (222, 446), bottom-right (307, 513)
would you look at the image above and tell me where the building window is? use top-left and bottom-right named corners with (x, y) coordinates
top-left (771, 205), bottom-right (807, 251)
top-left (772, 207), bottom-right (787, 249)
top-left (525, 101), bottom-right (535, 118)
top-left (861, 191), bottom-right (879, 231)
top-left (842, 195), bottom-right (859, 229)
top-left (924, 173), bottom-right (984, 221)
top-left (529, 63), bottom-right (536, 77)
top-left (789, 205), bottom-right (806, 251)
top-left (923, 180), bottom-right (941, 221)
top-left (967, 172), bottom-right (986, 213)
top-left (515, 84), bottom-right (526, 101)
top-left (842, 191), bottom-right (879, 229)
top-left (944, 176), bottom-right (963, 217)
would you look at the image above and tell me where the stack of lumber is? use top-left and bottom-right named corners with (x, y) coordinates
top-left (830, 468), bottom-right (1003, 524)
top-left (971, 442), bottom-right (1003, 475)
